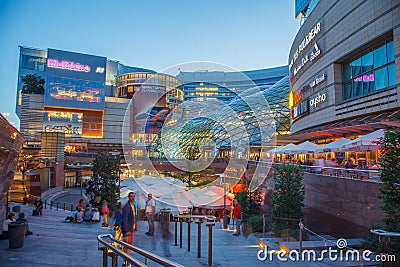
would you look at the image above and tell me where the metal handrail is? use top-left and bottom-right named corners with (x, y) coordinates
top-left (97, 234), bottom-right (184, 267)
top-left (29, 194), bottom-right (76, 212)
top-left (371, 229), bottom-right (400, 237)
top-left (271, 162), bottom-right (381, 180)
top-left (173, 215), bottom-right (216, 221)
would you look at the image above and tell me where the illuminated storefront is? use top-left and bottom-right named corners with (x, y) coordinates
top-left (288, 0), bottom-right (399, 143)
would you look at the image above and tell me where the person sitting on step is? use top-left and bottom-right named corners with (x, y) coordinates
top-left (16, 212), bottom-right (33, 235)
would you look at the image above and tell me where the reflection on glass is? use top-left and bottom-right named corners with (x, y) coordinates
top-left (388, 64), bottom-right (396, 86)
top-left (351, 58), bottom-right (362, 77)
top-left (352, 80), bottom-right (362, 97)
top-left (362, 52), bottom-right (373, 73)
top-left (387, 41), bottom-right (394, 62)
top-left (343, 63), bottom-right (351, 81)
top-left (373, 45), bottom-right (387, 68)
top-left (375, 67), bottom-right (388, 91)
top-left (343, 82), bottom-right (352, 100)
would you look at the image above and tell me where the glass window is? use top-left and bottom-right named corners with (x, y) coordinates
top-left (363, 78), bottom-right (375, 94)
top-left (351, 58), bottom-right (362, 77)
top-left (388, 64), bottom-right (396, 86)
top-left (343, 82), bottom-right (352, 100)
top-left (343, 63), bottom-right (351, 81)
top-left (362, 51), bottom-right (373, 73)
top-left (352, 80), bottom-right (363, 97)
top-left (375, 67), bottom-right (388, 91)
top-left (373, 45), bottom-right (387, 68)
top-left (387, 41), bottom-right (394, 62)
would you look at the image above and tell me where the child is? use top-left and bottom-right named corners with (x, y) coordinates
top-left (83, 207), bottom-right (92, 222)
top-left (91, 208), bottom-right (100, 224)
top-left (76, 208), bottom-right (84, 223)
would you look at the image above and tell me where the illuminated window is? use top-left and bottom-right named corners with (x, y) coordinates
top-left (342, 40), bottom-right (395, 100)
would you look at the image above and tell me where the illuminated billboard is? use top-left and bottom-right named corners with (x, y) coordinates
top-left (44, 49), bottom-right (106, 110)
top-left (134, 84), bottom-right (168, 134)
top-left (43, 110), bottom-right (83, 137)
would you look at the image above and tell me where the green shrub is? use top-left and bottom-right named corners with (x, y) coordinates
top-left (247, 215), bottom-right (264, 233)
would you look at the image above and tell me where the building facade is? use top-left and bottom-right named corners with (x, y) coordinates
top-left (176, 66), bottom-right (288, 103)
top-left (289, 0), bottom-right (400, 142)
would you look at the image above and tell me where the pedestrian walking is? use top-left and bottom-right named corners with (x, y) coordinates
top-left (233, 199), bottom-right (241, 236)
top-left (145, 193), bottom-right (156, 236)
top-left (122, 192), bottom-right (137, 267)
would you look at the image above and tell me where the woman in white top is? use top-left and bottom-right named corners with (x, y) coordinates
top-left (91, 208), bottom-right (100, 224)
top-left (2, 212), bottom-right (16, 239)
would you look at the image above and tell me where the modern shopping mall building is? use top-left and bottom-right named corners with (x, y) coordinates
top-left (16, 47), bottom-right (291, 171)
top-left (289, 0), bottom-right (400, 142)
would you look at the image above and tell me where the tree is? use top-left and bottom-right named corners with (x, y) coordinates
top-left (86, 153), bottom-right (120, 211)
top-left (235, 179), bottom-right (262, 222)
top-left (377, 129), bottom-right (400, 263)
top-left (378, 130), bottom-right (400, 231)
top-left (271, 164), bottom-right (305, 239)
top-left (21, 74), bottom-right (45, 94)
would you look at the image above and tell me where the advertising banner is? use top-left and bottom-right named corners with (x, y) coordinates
top-left (43, 111), bottom-right (83, 137)
top-left (44, 49), bottom-right (106, 110)
top-left (134, 84), bottom-right (168, 134)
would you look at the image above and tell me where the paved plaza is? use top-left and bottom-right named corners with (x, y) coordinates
top-left (0, 200), bottom-right (338, 267)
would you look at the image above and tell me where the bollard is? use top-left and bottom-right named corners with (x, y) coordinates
top-left (207, 223), bottom-right (215, 266)
top-left (102, 247), bottom-right (108, 267)
top-left (44, 200), bottom-right (47, 209)
top-left (196, 222), bottom-right (202, 258)
top-left (187, 220), bottom-right (191, 252)
top-left (174, 219), bottom-right (178, 246)
top-left (50, 201), bottom-right (52, 209)
top-left (111, 252), bottom-right (118, 267)
top-left (179, 220), bottom-right (183, 248)
top-left (299, 219), bottom-right (304, 253)
top-left (56, 202), bottom-right (59, 210)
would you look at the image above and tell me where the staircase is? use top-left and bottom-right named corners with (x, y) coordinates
top-left (8, 173), bottom-right (28, 203)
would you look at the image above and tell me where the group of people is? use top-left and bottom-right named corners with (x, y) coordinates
top-left (1, 211), bottom-right (33, 240)
top-left (65, 198), bottom-right (101, 224)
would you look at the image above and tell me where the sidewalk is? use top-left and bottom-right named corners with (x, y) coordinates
top-left (0, 203), bottom-right (330, 267)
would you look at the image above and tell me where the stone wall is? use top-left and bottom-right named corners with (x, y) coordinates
top-left (304, 173), bottom-right (384, 228)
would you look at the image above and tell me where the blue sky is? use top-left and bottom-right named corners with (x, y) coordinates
top-left (0, 0), bottom-right (299, 128)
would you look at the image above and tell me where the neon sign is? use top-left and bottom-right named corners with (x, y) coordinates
top-left (47, 59), bottom-right (91, 72)
top-left (354, 73), bottom-right (374, 82)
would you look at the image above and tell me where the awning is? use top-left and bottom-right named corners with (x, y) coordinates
top-left (340, 129), bottom-right (384, 151)
top-left (315, 137), bottom-right (350, 153)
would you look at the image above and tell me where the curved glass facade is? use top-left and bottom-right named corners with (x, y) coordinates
top-left (116, 72), bottom-right (184, 110)
top-left (152, 75), bottom-right (290, 160)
